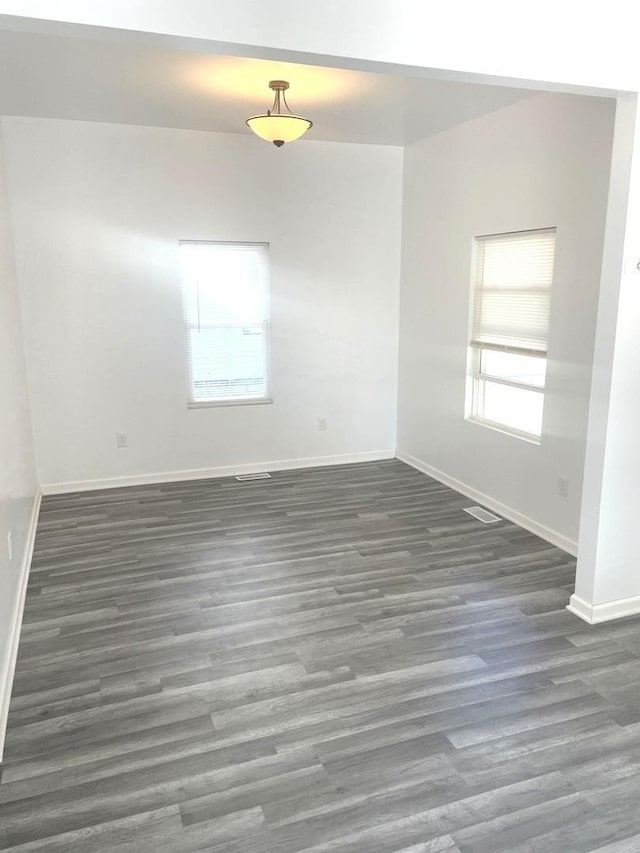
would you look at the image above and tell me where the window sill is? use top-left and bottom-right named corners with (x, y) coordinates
top-left (188, 397), bottom-right (273, 410)
top-left (466, 415), bottom-right (541, 446)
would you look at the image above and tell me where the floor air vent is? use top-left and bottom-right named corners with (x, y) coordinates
top-left (235, 472), bottom-right (272, 481)
top-left (463, 506), bottom-right (502, 524)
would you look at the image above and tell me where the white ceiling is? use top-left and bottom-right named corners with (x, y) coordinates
top-left (0, 28), bottom-right (541, 145)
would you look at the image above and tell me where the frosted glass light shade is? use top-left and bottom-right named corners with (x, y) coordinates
top-left (246, 114), bottom-right (312, 146)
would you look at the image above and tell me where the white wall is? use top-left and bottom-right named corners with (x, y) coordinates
top-left (570, 99), bottom-right (640, 619)
top-left (2, 117), bottom-right (402, 488)
top-left (397, 93), bottom-right (615, 552)
top-left (0, 0), bottom-right (636, 91)
top-left (0, 125), bottom-right (38, 752)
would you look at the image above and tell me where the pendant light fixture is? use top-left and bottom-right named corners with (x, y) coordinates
top-left (246, 80), bottom-right (312, 147)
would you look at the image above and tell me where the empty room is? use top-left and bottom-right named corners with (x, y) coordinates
top-left (2, 4), bottom-right (640, 852)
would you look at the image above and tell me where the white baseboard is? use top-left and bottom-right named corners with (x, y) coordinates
top-left (40, 450), bottom-right (397, 495)
top-left (567, 592), bottom-right (640, 624)
top-left (0, 488), bottom-right (41, 762)
top-left (396, 449), bottom-right (577, 557)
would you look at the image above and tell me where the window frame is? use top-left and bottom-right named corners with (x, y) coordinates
top-left (465, 227), bottom-right (556, 443)
top-left (180, 240), bottom-right (272, 409)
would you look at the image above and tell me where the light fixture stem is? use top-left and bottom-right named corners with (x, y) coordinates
top-left (281, 90), bottom-right (293, 115)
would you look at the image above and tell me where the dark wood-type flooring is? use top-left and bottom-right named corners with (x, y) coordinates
top-left (2, 459), bottom-right (640, 852)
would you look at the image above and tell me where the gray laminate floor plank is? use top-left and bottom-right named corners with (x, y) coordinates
top-left (1, 459), bottom-right (639, 851)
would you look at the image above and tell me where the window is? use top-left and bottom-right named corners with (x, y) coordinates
top-left (467, 228), bottom-right (556, 441)
top-left (180, 241), bottom-right (271, 407)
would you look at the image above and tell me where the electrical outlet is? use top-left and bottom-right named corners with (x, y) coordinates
top-left (116, 432), bottom-right (128, 448)
top-left (317, 417), bottom-right (327, 431)
top-left (7, 531), bottom-right (12, 560)
top-left (557, 476), bottom-right (569, 498)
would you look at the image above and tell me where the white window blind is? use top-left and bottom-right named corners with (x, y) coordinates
top-left (471, 228), bottom-right (556, 356)
top-left (180, 241), bottom-right (271, 406)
